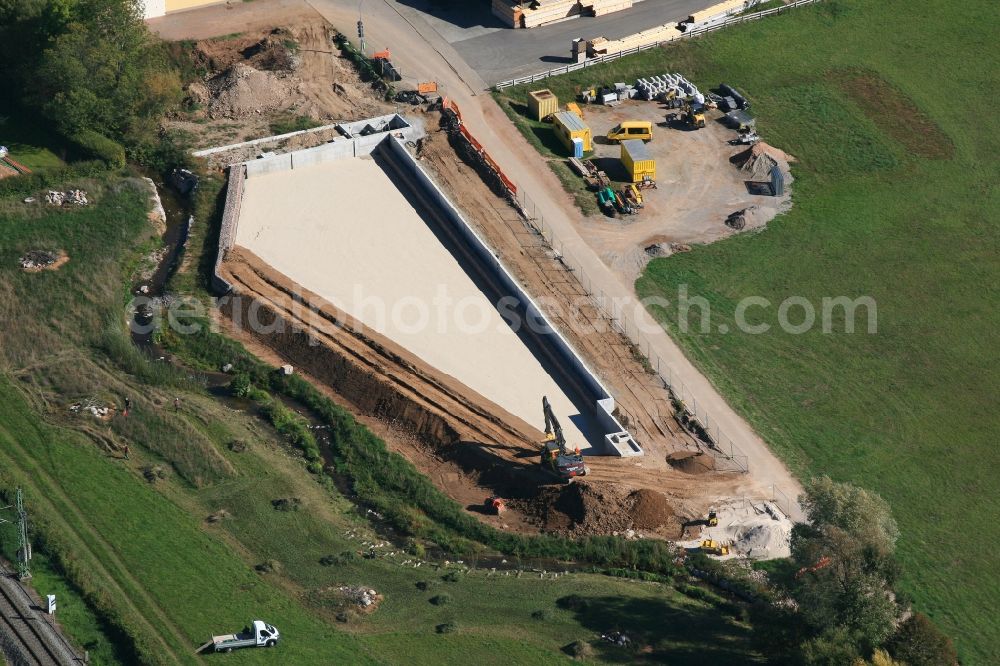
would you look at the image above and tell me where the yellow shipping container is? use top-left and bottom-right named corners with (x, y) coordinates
top-left (552, 111), bottom-right (592, 155)
top-left (621, 139), bottom-right (655, 183)
top-left (528, 89), bottom-right (559, 121)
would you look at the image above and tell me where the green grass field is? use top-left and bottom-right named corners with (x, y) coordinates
top-left (0, 105), bottom-right (66, 171)
top-left (497, 0), bottom-right (999, 661)
top-left (0, 172), bottom-right (763, 663)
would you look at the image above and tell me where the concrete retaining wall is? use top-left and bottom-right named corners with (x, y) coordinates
top-left (381, 136), bottom-right (641, 457)
top-left (212, 163), bottom-right (245, 294)
top-left (212, 115), bottom-right (641, 456)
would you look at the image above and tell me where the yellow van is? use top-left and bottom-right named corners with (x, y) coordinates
top-left (607, 121), bottom-right (653, 143)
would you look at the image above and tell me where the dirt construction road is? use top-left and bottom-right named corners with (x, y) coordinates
top-left (303, 0), bottom-right (806, 519)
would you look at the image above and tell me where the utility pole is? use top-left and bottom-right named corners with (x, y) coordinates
top-left (0, 488), bottom-right (31, 580)
top-left (16, 488), bottom-right (30, 580)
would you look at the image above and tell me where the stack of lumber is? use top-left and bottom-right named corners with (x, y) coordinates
top-left (586, 22), bottom-right (681, 55)
top-left (495, 0), bottom-right (637, 29)
top-left (580, 0), bottom-right (633, 17)
top-left (491, 0), bottom-right (524, 28)
top-left (686, 0), bottom-right (756, 24)
top-left (521, 0), bottom-right (580, 28)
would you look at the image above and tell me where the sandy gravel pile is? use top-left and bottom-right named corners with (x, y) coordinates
top-left (209, 63), bottom-right (293, 119)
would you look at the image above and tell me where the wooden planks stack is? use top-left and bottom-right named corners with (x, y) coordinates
top-left (581, 0), bottom-right (633, 17)
top-left (491, 0), bottom-right (524, 28)
top-left (687, 0), bottom-right (756, 24)
top-left (521, 0), bottom-right (580, 28)
top-left (495, 0), bottom-right (637, 30)
top-left (586, 21), bottom-right (681, 55)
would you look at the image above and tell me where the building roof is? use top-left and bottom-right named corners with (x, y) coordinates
top-left (621, 139), bottom-right (651, 161)
top-left (553, 111), bottom-right (588, 133)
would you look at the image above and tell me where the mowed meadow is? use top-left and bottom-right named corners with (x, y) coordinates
top-left (499, 0), bottom-right (998, 661)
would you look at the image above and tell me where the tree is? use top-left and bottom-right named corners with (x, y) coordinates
top-left (887, 613), bottom-right (959, 666)
top-left (28, 0), bottom-right (180, 141)
top-left (799, 475), bottom-right (898, 555)
top-left (853, 649), bottom-right (904, 666)
top-left (801, 626), bottom-right (861, 666)
top-left (792, 478), bottom-right (902, 653)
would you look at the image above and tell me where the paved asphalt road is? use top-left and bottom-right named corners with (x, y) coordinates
top-left (395, 0), bottom-right (710, 84)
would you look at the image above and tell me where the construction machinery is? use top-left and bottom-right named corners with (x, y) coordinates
top-left (484, 497), bottom-right (506, 515)
top-left (540, 397), bottom-right (589, 481)
top-left (700, 539), bottom-right (730, 556)
top-left (620, 184), bottom-right (643, 210)
top-left (681, 103), bottom-right (706, 129)
top-left (795, 556), bottom-right (832, 579)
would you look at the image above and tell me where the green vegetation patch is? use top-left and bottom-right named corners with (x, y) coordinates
top-left (496, 0), bottom-right (997, 660)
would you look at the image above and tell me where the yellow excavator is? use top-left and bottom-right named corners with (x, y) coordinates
top-left (682, 102), bottom-right (706, 129)
top-left (540, 397), bottom-right (589, 481)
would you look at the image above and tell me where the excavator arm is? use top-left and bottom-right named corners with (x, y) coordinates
top-left (541, 396), bottom-right (566, 454)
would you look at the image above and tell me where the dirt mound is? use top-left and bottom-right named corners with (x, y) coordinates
top-left (666, 450), bottom-right (716, 475)
top-left (518, 483), bottom-right (685, 537)
top-left (734, 142), bottom-right (794, 180)
top-left (208, 63), bottom-right (293, 119)
top-left (520, 482), bottom-right (631, 535)
top-left (628, 489), bottom-right (675, 530)
top-left (193, 28), bottom-right (297, 74)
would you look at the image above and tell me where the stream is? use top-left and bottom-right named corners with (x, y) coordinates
top-left (131, 173), bottom-right (193, 350)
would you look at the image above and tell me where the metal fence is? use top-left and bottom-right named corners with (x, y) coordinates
top-left (513, 189), bottom-right (751, 473)
top-left (495, 0), bottom-right (823, 90)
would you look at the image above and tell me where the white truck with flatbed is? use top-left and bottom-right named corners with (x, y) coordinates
top-left (211, 620), bottom-right (280, 653)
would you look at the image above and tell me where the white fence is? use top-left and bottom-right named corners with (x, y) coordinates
top-left (495, 0), bottom-right (822, 90)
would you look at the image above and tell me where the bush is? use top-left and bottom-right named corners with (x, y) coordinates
top-left (435, 622), bottom-right (457, 634)
top-left (429, 594), bottom-right (451, 606)
top-left (229, 374), bottom-right (251, 397)
top-left (531, 609), bottom-right (552, 621)
top-left (415, 581), bottom-right (432, 591)
top-left (441, 571), bottom-right (461, 583)
top-left (70, 129), bottom-right (126, 169)
top-left (319, 551), bottom-right (359, 567)
top-left (886, 613), bottom-right (958, 666)
top-left (563, 640), bottom-right (593, 659)
top-left (407, 540), bottom-right (426, 559)
top-left (556, 595), bottom-right (589, 612)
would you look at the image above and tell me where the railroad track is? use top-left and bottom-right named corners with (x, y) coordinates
top-left (0, 566), bottom-right (78, 666)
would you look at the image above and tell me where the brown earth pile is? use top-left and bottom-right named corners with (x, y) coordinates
top-left (629, 488), bottom-right (675, 530)
top-left (666, 450), bottom-right (716, 475)
top-left (736, 142), bottom-right (795, 180)
top-left (518, 483), bottom-right (684, 538)
top-left (208, 63), bottom-right (294, 119)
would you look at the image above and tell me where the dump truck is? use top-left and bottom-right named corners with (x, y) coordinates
top-left (540, 397), bottom-right (589, 481)
top-left (211, 621), bottom-right (280, 653)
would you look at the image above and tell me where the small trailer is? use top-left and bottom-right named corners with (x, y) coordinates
top-left (210, 620), bottom-right (280, 653)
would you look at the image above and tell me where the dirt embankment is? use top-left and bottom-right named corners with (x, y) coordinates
top-left (165, 17), bottom-right (391, 151)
